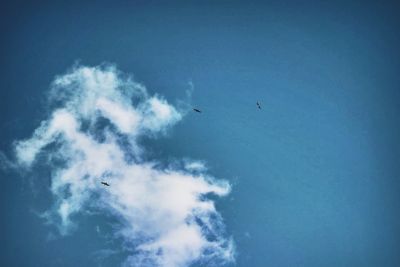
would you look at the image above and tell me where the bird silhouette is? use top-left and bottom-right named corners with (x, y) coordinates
top-left (101, 181), bottom-right (110, 186)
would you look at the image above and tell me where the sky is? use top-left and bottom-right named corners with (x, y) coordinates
top-left (1, 1), bottom-right (400, 266)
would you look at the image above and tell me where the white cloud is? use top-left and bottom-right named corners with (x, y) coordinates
top-left (14, 64), bottom-right (234, 267)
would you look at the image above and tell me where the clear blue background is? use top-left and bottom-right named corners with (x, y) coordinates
top-left (1, 1), bottom-right (400, 266)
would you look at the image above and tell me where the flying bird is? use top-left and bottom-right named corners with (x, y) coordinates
top-left (101, 181), bottom-right (110, 186)
top-left (256, 101), bottom-right (262, 109)
top-left (193, 108), bottom-right (202, 113)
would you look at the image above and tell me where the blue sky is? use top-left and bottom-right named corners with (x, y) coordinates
top-left (1, 1), bottom-right (400, 266)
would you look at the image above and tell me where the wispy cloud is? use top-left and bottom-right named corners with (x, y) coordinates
top-left (13, 64), bottom-right (234, 267)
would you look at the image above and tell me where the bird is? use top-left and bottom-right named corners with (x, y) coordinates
top-left (256, 101), bottom-right (262, 110)
top-left (193, 108), bottom-right (202, 113)
top-left (101, 181), bottom-right (110, 186)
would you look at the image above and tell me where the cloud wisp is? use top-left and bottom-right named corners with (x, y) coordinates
top-left (14, 64), bottom-right (234, 267)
